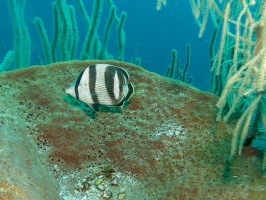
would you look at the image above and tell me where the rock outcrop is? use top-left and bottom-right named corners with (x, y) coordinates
top-left (0, 60), bottom-right (265, 199)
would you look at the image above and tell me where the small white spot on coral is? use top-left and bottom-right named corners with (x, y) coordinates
top-left (154, 121), bottom-right (188, 139)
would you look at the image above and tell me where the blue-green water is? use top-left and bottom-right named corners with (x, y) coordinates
top-left (0, 0), bottom-right (212, 91)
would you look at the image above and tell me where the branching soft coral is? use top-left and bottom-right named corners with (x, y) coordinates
top-left (156, 0), bottom-right (167, 10)
top-left (189, 0), bottom-right (266, 170)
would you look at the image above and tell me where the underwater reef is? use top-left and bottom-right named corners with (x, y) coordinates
top-left (0, 60), bottom-right (265, 199)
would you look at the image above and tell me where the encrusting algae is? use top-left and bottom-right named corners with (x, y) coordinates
top-left (0, 60), bottom-right (265, 199)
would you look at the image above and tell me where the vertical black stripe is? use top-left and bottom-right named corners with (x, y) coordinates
top-left (105, 66), bottom-right (116, 102)
top-left (116, 67), bottom-right (127, 99)
top-left (89, 65), bottom-right (98, 104)
top-left (115, 66), bottom-right (129, 82)
top-left (116, 68), bottom-right (126, 86)
top-left (75, 70), bottom-right (85, 100)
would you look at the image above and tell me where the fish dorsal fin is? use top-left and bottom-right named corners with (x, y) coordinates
top-left (113, 66), bottom-right (129, 82)
top-left (125, 83), bottom-right (134, 102)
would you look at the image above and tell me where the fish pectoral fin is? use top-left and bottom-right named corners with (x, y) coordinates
top-left (125, 83), bottom-right (134, 102)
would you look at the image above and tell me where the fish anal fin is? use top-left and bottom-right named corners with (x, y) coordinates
top-left (115, 99), bottom-right (125, 107)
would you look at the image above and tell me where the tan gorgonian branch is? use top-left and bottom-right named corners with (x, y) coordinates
top-left (190, 0), bottom-right (266, 170)
top-left (156, 0), bottom-right (167, 10)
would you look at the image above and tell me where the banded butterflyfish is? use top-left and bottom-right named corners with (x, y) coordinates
top-left (65, 64), bottom-right (134, 112)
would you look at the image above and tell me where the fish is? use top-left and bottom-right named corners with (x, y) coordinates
top-left (65, 64), bottom-right (134, 112)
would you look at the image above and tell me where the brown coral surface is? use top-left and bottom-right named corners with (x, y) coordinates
top-left (0, 60), bottom-right (265, 200)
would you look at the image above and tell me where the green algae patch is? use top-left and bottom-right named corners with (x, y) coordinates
top-left (0, 60), bottom-right (265, 199)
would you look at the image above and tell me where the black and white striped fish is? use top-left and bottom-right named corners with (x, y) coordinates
top-left (65, 64), bottom-right (134, 112)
